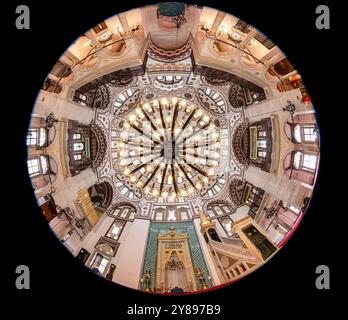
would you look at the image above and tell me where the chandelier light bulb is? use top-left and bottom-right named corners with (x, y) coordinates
top-left (129, 114), bottom-right (136, 122)
top-left (208, 169), bottom-right (215, 176)
top-left (212, 160), bottom-right (219, 166)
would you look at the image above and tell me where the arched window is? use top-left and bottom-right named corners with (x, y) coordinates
top-left (293, 124), bottom-right (317, 143)
top-left (204, 88), bottom-right (225, 107)
top-left (156, 75), bottom-right (182, 84)
top-left (73, 92), bottom-right (87, 106)
top-left (205, 174), bottom-right (226, 197)
top-left (293, 125), bottom-right (302, 143)
top-left (27, 155), bottom-right (49, 177)
top-left (40, 155), bottom-right (49, 174)
top-left (74, 154), bottom-right (82, 161)
top-left (303, 126), bottom-right (317, 142)
top-left (105, 219), bottom-right (126, 240)
top-left (303, 154), bottom-right (318, 171)
top-left (26, 128), bottom-right (47, 147)
top-left (42, 78), bottom-right (62, 93)
top-left (257, 140), bottom-right (267, 148)
top-left (293, 151), bottom-right (318, 172)
top-left (73, 133), bottom-right (81, 140)
top-left (181, 211), bottom-right (188, 220)
top-left (293, 151), bottom-right (302, 169)
top-left (258, 151), bottom-right (266, 158)
top-left (73, 143), bottom-right (84, 151)
top-left (114, 88), bottom-right (135, 108)
top-left (115, 174), bottom-right (141, 199)
top-left (218, 216), bottom-right (234, 237)
top-left (27, 158), bottom-right (40, 177)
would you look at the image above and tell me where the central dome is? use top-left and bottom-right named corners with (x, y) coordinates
top-left (116, 97), bottom-right (221, 201)
top-left (26, 2), bottom-right (320, 295)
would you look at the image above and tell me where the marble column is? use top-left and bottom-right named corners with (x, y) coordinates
top-left (52, 167), bottom-right (98, 208)
top-left (210, 11), bottom-right (226, 33)
top-left (238, 28), bottom-right (258, 49)
top-left (244, 166), bottom-right (309, 208)
top-left (114, 219), bottom-right (151, 289)
top-left (34, 91), bottom-right (94, 125)
top-left (244, 89), bottom-right (308, 122)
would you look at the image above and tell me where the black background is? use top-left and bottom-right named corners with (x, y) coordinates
top-left (3, 0), bottom-right (343, 317)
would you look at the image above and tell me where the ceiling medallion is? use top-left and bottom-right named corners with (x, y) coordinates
top-left (115, 97), bottom-right (221, 201)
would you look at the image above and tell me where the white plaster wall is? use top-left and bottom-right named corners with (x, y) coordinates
top-left (231, 205), bottom-right (250, 222)
top-left (71, 214), bottom-right (115, 255)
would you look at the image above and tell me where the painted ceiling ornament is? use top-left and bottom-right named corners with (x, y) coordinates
top-left (200, 67), bottom-right (238, 86)
top-left (228, 178), bottom-right (246, 206)
top-left (147, 39), bottom-right (192, 63)
top-left (231, 121), bottom-right (250, 166)
top-left (90, 124), bottom-right (108, 168)
top-left (93, 84), bottom-right (110, 110)
top-left (206, 199), bottom-right (237, 214)
top-left (228, 83), bottom-right (247, 109)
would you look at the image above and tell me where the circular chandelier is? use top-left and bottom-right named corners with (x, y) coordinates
top-left (116, 98), bottom-right (221, 201)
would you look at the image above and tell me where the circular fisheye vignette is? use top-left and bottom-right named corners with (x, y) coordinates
top-left (26, 2), bottom-right (320, 295)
